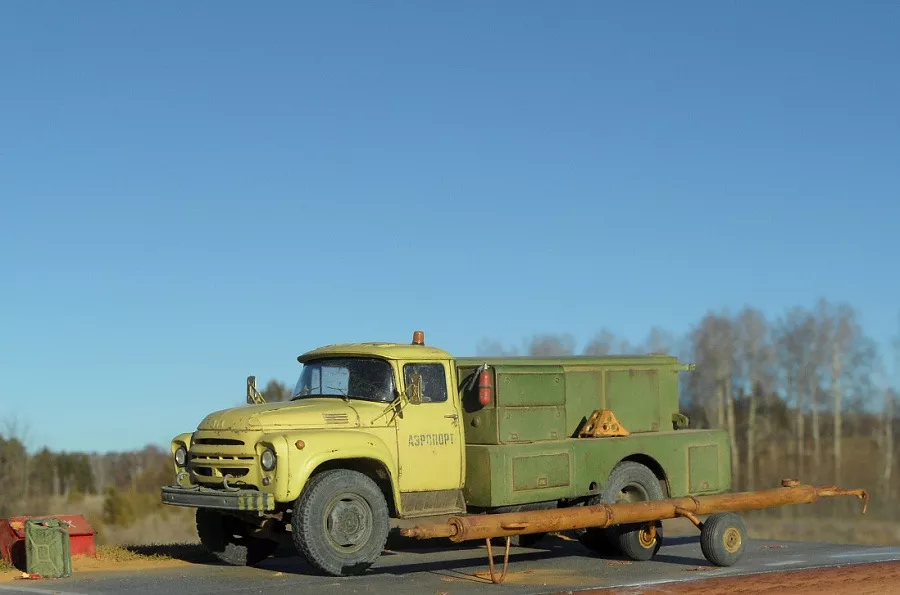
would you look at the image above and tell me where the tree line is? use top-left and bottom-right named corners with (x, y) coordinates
top-left (0, 434), bottom-right (173, 525)
top-left (477, 298), bottom-right (899, 518)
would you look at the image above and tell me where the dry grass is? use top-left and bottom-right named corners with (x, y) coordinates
top-left (93, 543), bottom-right (215, 564)
top-left (94, 544), bottom-right (170, 563)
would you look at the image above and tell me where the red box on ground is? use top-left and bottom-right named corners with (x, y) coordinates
top-left (1, 515), bottom-right (97, 567)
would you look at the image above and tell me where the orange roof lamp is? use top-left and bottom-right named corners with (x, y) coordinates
top-left (412, 330), bottom-right (425, 345)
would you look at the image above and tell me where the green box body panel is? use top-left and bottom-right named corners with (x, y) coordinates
top-left (462, 429), bottom-right (732, 507)
top-left (456, 355), bottom-right (730, 508)
top-left (24, 518), bottom-right (72, 579)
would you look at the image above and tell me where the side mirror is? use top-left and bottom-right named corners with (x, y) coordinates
top-left (247, 376), bottom-right (267, 405)
top-left (405, 373), bottom-right (424, 405)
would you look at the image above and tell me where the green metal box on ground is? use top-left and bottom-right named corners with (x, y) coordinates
top-left (25, 518), bottom-right (72, 578)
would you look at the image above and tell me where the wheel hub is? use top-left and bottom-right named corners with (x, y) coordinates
top-left (638, 523), bottom-right (657, 548)
top-left (723, 527), bottom-right (742, 553)
top-left (325, 493), bottom-right (373, 551)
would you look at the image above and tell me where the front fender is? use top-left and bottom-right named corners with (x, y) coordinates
top-left (263, 430), bottom-right (400, 508)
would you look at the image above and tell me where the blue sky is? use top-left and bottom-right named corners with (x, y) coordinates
top-left (1, 1), bottom-right (898, 453)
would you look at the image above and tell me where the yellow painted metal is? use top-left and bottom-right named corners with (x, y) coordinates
top-left (394, 359), bottom-right (465, 494)
top-left (299, 342), bottom-right (453, 363)
top-left (578, 409), bottom-right (630, 437)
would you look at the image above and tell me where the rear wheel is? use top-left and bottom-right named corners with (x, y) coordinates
top-left (292, 469), bottom-right (390, 576)
top-left (195, 509), bottom-right (279, 566)
top-left (576, 497), bottom-right (622, 556)
top-left (581, 462), bottom-right (665, 561)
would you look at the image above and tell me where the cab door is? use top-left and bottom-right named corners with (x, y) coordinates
top-left (395, 360), bottom-right (465, 513)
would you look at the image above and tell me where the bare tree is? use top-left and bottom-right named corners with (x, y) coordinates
top-left (775, 308), bottom-right (817, 478)
top-left (475, 339), bottom-right (520, 357)
top-left (882, 319), bottom-right (900, 506)
top-left (814, 300), bottom-right (868, 486)
top-left (642, 327), bottom-right (677, 355)
top-left (583, 329), bottom-right (619, 356)
top-left (734, 306), bottom-right (773, 490)
top-left (689, 313), bottom-right (739, 486)
top-left (527, 333), bottom-right (576, 356)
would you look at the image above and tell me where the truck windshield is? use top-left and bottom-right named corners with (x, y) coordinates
top-left (292, 357), bottom-right (395, 403)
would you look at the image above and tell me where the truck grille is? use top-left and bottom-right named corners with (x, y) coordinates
top-left (189, 454), bottom-right (254, 478)
top-left (188, 432), bottom-right (258, 485)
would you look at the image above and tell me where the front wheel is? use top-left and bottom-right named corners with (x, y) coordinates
top-left (292, 469), bottom-right (390, 576)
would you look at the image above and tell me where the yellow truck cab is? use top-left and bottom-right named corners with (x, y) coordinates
top-left (161, 331), bottom-right (730, 577)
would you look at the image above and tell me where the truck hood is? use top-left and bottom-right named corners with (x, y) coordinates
top-left (196, 398), bottom-right (391, 431)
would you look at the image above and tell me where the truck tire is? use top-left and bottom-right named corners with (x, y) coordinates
top-left (576, 497), bottom-right (622, 556)
top-left (606, 461), bottom-right (665, 561)
top-left (581, 461), bottom-right (664, 561)
top-left (292, 469), bottom-right (390, 577)
top-left (195, 509), bottom-right (278, 566)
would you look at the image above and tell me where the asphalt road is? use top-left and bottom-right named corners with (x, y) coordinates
top-left (2, 534), bottom-right (899, 595)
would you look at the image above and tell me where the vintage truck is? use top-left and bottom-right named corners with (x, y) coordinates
top-left (161, 331), bottom-right (732, 577)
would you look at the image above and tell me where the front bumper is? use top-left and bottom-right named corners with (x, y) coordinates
top-left (160, 484), bottom-right (275, 514)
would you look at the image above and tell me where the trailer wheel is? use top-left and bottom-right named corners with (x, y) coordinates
top-left (292, 469), bottom-right (390, 577)
top-left (195, 509), bottom-right (278, 566)
top-left (603, 461), bottom-right (665, 561)
top-left (700, 512), bottom-right (747, 567)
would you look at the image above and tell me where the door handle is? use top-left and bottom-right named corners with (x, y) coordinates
top-left (444, 413), bottom-right (459, 421)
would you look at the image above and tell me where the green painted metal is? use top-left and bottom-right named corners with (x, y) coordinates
top-left (457, 354), bottom-right (730, 509)
top-left (459, 355), bottom-right (685, 446)
top-left (688, 445), bottom-right (722, 492)
top-left (463, 429), bottom-right (731, 508)
top-left (512, 452), bottom-right (571, 491)
top-left (24, 518), bottom-right (72, 578)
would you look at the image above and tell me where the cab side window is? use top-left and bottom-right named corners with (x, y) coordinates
top-left (403, 363), bottom-right (448, 403)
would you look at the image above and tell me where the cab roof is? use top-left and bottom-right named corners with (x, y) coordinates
top-left (298, 342), bottom-right (453, 363)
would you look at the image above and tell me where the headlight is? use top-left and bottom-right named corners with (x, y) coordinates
top-left (260, 448), bottom-right (276, 471)
top-left (174, 446), bottom-right (187, 466)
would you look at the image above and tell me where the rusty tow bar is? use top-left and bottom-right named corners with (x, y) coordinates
top-left (399, 479), bottom-right (869, 584)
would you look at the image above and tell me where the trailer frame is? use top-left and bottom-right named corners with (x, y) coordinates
top-left (399, 478), bottom-right (870, 584)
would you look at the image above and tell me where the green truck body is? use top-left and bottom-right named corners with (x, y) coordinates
top-left (456, 356), bottom-right (731, 509)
